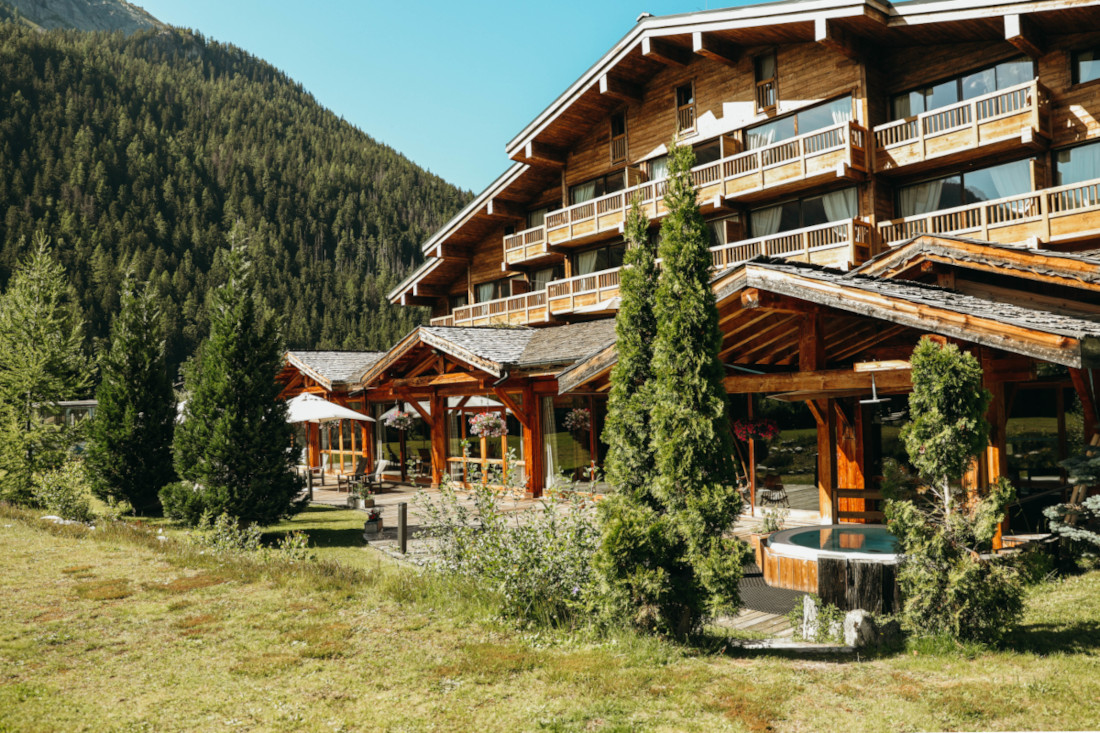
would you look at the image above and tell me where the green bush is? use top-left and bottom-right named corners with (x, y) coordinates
top-left (31, 461), bottom-right (94, 523)
top-left (159, 481), bottom-right (209, 526)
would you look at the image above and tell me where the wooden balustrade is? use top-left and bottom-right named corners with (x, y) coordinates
top-left (873, 79), bottom-right (1050, 172)
top-left (504, 121), bottom-right (867, 265)
top-left (755, 79), bottom-right (776, 111)
top-left (445, 290), bottom-right (548, 327)
top-left (879, 176), bottom-right (1100, 247)
top-left (710, 219), bottom-right (870, 270)
top-left (677, 105), bottom-right (696, 133)
top-left (610, 136), bottom-right (627, 163)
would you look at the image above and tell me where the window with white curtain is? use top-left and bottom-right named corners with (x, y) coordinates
top-left (1055, 142), bottom-right (1100, 186)
top-left (745, 96), bottom-right (852, 150)
top-left (890, 57), bottom-right (1034, 120)
top-left (897, 159), bottom-right (1033, 217)
top-left (749, 186), bottom-right (858, 237)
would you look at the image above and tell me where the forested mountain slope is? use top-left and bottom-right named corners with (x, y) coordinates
top-left (0, 23), bottom-right (470, 371)
top-left (0, 0), bottom-right (160, 33)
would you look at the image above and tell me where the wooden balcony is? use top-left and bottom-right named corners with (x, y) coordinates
top-left (879, 177), bottom-right (1100, 248)
top-left (439, 290), bottom-right (550, 328)
top-left (873, 80), bottom-right (1050, 175)
top-left (503, 122), bottom-right (868, 266)
top-left (547, 267), bottom-right (622, 316)
top-left (710, 219), bottom-right (873, 271)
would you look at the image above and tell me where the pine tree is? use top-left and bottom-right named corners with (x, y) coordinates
top-left (169, 244), bottom-right (301, 525)
top-left (650, 141), bottom-right (745, 632)
top-left (0, 232), bottom-right (91, 503)
top-left (85, 276), bottom-right (176, 515)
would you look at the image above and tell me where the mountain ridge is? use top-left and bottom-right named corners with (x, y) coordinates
top-left (0, 0), bottom-right (160, 33)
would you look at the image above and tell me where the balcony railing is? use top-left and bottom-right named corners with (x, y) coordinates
top-left (546, 267), bottom-right (622, 315)
top-left (873, 79), bottom-right (1050, 172)
top-left (677, 105), bottom-right (696, 134)
top-left (429, 314), bottom-right (455, 327)
top-left (756, 79), bottom-right (776, 112)
top-left (879, 177), bottom-right (1100, 248)
top-left (710, 219), bottom-right (872, 270)
top-left (439, 290), bottom-right (549, 328)
top-left (504, 121), bottom-right (868, 265)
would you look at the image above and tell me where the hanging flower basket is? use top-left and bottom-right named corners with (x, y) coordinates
top-left (731, 417), bottom-right (780, 443)
top-left (563, 407), bottom-right (591, 433)
top-left (384, 410), bottom-right (417, 431)
top-left (469, 411), bottom-right (507, 438)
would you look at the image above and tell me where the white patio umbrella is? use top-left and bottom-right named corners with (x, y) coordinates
top-left (285, 393), bottom-right (374, 424)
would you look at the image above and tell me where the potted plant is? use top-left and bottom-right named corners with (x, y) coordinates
top-left (384, 409), bottom-right (417, 432)
top-left (356, 483), bottom-right (375, 509)
top-left (362, 508), bottom-right (383, 539)
top-left (469, 411), bottom-right (507, 438)
top-left (749, 506), bottom-right (788, 569)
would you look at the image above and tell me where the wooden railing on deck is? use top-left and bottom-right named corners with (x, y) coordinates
top-left (546, 266), bottom-right (622, 309)
top-left (710, 219), bottom-right (871, 269)
top-left (879, 176), bottom-right (1100, 247)
top-left (449, 290), bottom-right (547, 326)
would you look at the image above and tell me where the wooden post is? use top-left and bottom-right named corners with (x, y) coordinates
top-left (813, 398), bottom-right (837, 524)
top-left (1069, 368), bottom-right (1097, 443)
top-left (1057, 386), bottom-right (1068, 481)
top-left (982, 353), bottom-right (1009, 548)
top-left (747, 394), bottom-right (756, 515)
top-left (835, 399), bottom-right (865, 522)
top-left (526, 386), bottom-right (544, 498)
top-left (398, 502), bottom-right (408, 554)
top-left (430, 393), bottom-right (445, 488)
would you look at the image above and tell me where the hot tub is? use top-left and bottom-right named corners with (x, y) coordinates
top-left (760, 525), bottom-right (900, 611)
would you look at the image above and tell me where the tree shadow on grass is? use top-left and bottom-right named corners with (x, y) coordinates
top-left (1002, 620), bottom-right (1100, 655)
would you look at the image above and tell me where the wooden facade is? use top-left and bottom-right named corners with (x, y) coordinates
top-left (369, 0), bottom-right (1100, 523)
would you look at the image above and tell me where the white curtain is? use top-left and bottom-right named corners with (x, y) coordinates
top-left (572, 181), bottom-right (596, 204)
top-left (899, 179), bottom-right (945, 217)
top-left (649, 156), bottom-right (669, 181)
top-left (541, 397), bottom-right (558, 489)
top-left (831, 97), bottom-right (853, 125)
top-left (531, 268), bottom-right (553, 291)
top-left (577, 250), bottom-right (599, 275)
top-left (752, 205), bottom-right (783, 237)
top-left (747, 125), bottom-right (777, 150)
top-left (476, 282), bottom-right (494, 303)
top-left (822, 188), bottom-right (858, 222)
top-left (1057, 143), bottom-right (1100, 186)
top-left (989, 160), bottom-right (1031, 199)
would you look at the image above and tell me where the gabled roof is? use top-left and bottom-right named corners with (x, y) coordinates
top-left (284, 350), bottom-right (386, 391)
top-left (360, 321), bottom-right (619, 387)
top-left (855, 234), bottom-right (1100, 290)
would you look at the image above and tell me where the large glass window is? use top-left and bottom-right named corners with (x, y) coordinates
top-left (542, 395), bottom-right (607, 488)
top-left (1055, 141), bottom-right (1100, 186)
top-left (1073, 47), bottom-right (1100, 85)
top-left (530, 263), bottom-right (564, 291)
top-left (750, 187), bottom-right (858, 237)
top-left (445, 395), bottom-right (525, 488)
top-left (746, 96), bottom-right (852, 150)
top-left (473, 276), bottom-right (523, 303)
top-left (573, 242), bottom-right (626, 275)
top-left (897, 159), bottom-right (1032, 218)
top-left (890, 57), bottom-right (1034, 120)
top-left (570, 171), bottom-right (626, 205)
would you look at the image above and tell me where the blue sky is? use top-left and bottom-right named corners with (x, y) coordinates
top-left (137, 0), bottom-right (745, 192)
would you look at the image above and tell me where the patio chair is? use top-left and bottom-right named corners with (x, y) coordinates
top-left (307, 455), bottom-right (330, 487)
top-left (363, 459), bottom-right (392, 493)
top-left (758, 472), bottom-right (789, 508)
top-left (337, 456), bottom-right (370, 492)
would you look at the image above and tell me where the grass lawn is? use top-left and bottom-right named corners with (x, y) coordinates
top-left (2, 506), bottom-right (1099, 732)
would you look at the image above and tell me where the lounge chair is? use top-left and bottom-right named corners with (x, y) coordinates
top-left (759, 473), bottom-right (789, 508)
top-left (307, 455), bottom-right (330, 486)
top-left (338, 456), bottom-right (370, 492)
top-left (363, 459), bottom-right (392, 493)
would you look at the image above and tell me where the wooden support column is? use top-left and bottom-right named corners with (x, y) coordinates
top-left (813, 398), bottom-right (838, 524)
top-left (429, 393), bottom-right (445, 488)
top-left (1069, 368), bottom-right (1098, 442)
top-left (525, 385), bottom-right (544, 498)
top-left (307, 422), bottom-right (320, 469)
top-left (747, 394), bottom-right (757, 515)
top-left (985, 379), bottom-right (1008, 549)
top-left (835, 399), bottom-right (866, 522)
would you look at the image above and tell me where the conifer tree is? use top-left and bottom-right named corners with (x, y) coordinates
top-left (650, 141), bottom-right (745, 631)
top-left (85, 276), bottom-right (176, 515)
top-left (169, 245), bottom-right (301, 525)
top-left (0, 233), bottom-right (91, 504)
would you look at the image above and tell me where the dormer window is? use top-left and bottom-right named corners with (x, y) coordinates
top-left (610, 112), bottom-right (627, 164)
top-left (754, 52), bottom-right (777, 112)
top-left (675, 82), bottom-right (695, 135)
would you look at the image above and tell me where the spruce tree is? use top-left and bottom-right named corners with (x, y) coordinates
top-left (86, 276), bottom-right (176, 515)
top-left (650, 141), bottom-right (745, 632)
top-left (0, 233), bottom-right (91, 504)
top-left (170, 246), bottom-right (301, 525)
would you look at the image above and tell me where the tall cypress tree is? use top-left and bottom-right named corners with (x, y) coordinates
top-left (0, 233), bottom-right (91, 504)
top-left (86, 276), bottom-right (176, 515)
top-left (170, 245), bottom-right (301, 525)
top-left (650, 142), bottom-right (745, 630)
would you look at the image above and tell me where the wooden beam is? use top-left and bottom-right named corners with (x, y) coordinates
top-left (641, 36), bottom-right (691, 67)
top-left (598, 73), bottom-right (643, 104)
top-left (815, 398), bottom-right (837, 523)
top-left (724, 367), bottom-right (912, 394)
top-left (402, 396), bottom-right (434, 430)
top-left (491, 387), bottom-right (530, 428)
top-left (522, 140), bottom-right (566, 169)
top-left (484, 198), bottom-right (525, 221)
top-left (429, 393), bottom-right (445, 487)
top-left (799, 312), bottom-right (825, 372)
top-left (411, 283), bottom-right (445, 299)
top-left (814, 18), bottom-right (860, 61)
top-left (741, 288), bottom-right (821, 314)
top-left (393, 372), bottom-right (483, 388)
top-left (406, 352), bottom-right (442, 380)
top-left (721, 316), bottom-right (797, 361)
top-left (1005, 13), bottom-right (1044, 59)
top-left (692, 31), bottom-right (739, 66)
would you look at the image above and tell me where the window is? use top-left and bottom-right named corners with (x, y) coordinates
top-left (675, 82), bottom-right (695, 134)
top-left (473, 276), bottom-right (523, 303)
top-left (526, 206), bottom-right (550, 229)
top-left (449, 293), bottom-right (468, 311)
top-left (569, 171), bottom-right (625, 205)
top-left (896, 158), bottom-right (1032, 218)
top-left (750, 187), bottom-right (858, 237)
top-left (707, 215), bottom-right (742, 247)
top-left (530, 264), bottom-right (564, 291)
top-left (890, 57), bottom-right (1034, 120)
top-left (746, 96), bottom-right (852, 150)
top-left (1055, 142), bottom-right (1100, 186)
top-left (573, 242), bottom-right (626, 275)
top-left (754, 52), bottom-right (777, 112)
top-left (647, 154), bottom-right (669, 181)
top-left (693, 139), bottom-right (722, 166)
top-left (610, 112), bottom-right (627, 163)
top-left (1073, 47), bottom-right (1100, 85)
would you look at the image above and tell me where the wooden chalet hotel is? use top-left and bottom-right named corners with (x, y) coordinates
top-left (280, 0), bottom-right (1100, 530)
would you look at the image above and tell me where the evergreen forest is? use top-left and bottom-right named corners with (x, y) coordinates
top-left (0, 22), bottom-right (471, 376)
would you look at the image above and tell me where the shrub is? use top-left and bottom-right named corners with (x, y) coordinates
top-left (188, 511), bottom-right (263, 556)
top-left (160, 481), bottom-right (209, 526)
top-left (415, 462), bottom-right (599, 624)
top-left (31, 461), bottom-right (94, 523)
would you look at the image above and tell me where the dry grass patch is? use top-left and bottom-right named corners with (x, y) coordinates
top-left (230, 652), bottom-right (301, 677)
top-left (143, 571), bottom-right (227, 595)
top-left (73, 578), bottom-right (132, 601)
top-left (288, 622), bottom-right (351, 659)
top-left (60, 564), bottom-right (94, 576)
